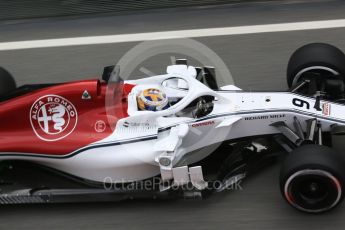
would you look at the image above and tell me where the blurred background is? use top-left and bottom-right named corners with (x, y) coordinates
top-left (1, 0), bottom-right (345, 229)
top-left (0, 0), bottom-right (273, 20)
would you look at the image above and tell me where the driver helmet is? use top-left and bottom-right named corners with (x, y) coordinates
top-left (137, 88), bottom-right (170, 111)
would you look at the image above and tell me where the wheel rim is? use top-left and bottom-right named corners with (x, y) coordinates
top-left (284, 169), bottom-right (342, 213)
top-left (292, 66), bottom-right (339, 88)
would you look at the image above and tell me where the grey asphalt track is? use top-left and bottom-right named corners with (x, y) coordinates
top-left (1, 0), bottom-right (345, 229)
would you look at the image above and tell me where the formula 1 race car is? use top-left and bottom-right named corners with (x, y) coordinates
top-left (1, 43), bottom-right (345, 213)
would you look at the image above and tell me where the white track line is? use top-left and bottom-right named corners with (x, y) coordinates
top-left (2, 19), bottom-right (345, 51)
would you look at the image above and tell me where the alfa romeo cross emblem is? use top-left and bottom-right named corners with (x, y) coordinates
top-left (30, 95), bottom-right (78, 141)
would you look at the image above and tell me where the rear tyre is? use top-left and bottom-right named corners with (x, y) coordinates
top-left (280, 145), bottom-right (345, 213)
top-left (287, 43), bottom-right (345, 95)
top-left (0, 67), bottom-right (16, 96)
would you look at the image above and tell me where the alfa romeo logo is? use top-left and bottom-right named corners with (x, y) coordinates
top-left (30, 95), bottom-right (78, 141)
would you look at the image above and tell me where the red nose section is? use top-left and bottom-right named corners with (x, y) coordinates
top-left (0, 80), bottom-right (135, 156)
